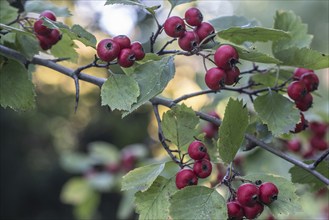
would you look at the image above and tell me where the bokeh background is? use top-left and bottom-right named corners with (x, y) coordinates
top-left (1, 0), bottom-right (328, 220)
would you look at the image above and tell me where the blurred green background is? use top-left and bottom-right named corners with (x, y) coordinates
top-left (1, 0), bottom-right (328, 220)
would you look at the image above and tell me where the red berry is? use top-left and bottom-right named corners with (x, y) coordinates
top-left (293, 67), bottom-right (314, 80)
top-left (36, 34), bottom-right (52, 50)
top-left (242, 202), bottom-right (264, 219)
top-left (310, 136), bottom-right (328, 151)
top-left (227, 201), bottom-right (244, 220)
top-left (185, 7), bottom-right (203, 27)
top-left (34, 19), bottom-right (52, 36)
top-left (122, 152), bottom-right (136, 171)
top-left (287, 81), bottom-right (308, 101)
top-left (303, 147), bottom-right (315, 159)
top-left (40, 10), bottom-right (56, 21)
top-left (225, 67), bottom-right (240, 85)
top-left (286, 139), bottom-right (302, 152)
top-left (188, 140), bottom-right (207, 160)
top-left (175, 169), bottom-right (198, 189)
top-left (292, 113), bottom-right (308, 133)
top-left (214, 45), bottom-right (239, 70)
top-left (47, 29), bottom-right (61, 45)
top-left (193, 159), bottom-right (212, 178)
top-left (130, 42), bottom-right (145, 60)
top-left (96, 39), bottom-right (121, 62)
top-left (113, 35), bottom-right (131, 49)
top-left (300, 72), bottom-right (319, 92)
top-left (205, 67), bottom-right (226, 90)
top-left (309, 121), bottom-right (328, 138)
top-left (237, 183), bottom-right (259, 207)
top-left (202, 123), bottom-right (218, 139)
top-left (259, 182), bottom-right (279, 205)
top-left (163, 16), bottom-right (186, 38)
top-left (178, 31), bottom-right (199, 51)
top-left (106, 163), bottom-right (121, 173)
top-left (194, 22), bottom-right (215, 44)
top-left (295, 92), bottom-right (313, 112)
top-left (118, 48), bottom-right (136, 68)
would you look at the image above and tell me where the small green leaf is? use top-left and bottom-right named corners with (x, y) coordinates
top-left (0, 24), bottom-right (34, 37)
top-left (253, 92), bottom-right (301, 136)
top-left (209, 15), bottom-right (259, 32)
top-left (135, 176), bottom-right (177, 220)
top-left (15, 34), bottom-right (40, 60)
top-left (251, 69), bottom-right (292, 87)
top-left (169, 186), bottom-right (227, 220)
top-left (74, 192), bottom-right (100, 220)
top-left (50, 34), bottom-right (78, 62)
top-left (122, 163), bottom-right (166, 192)
top-left (162, 104), bottom-right (199, 148)
top-left (101, 74), bottom-right (140, 111)
top-left (60, 177), bottom-right (93, 205)
top-left (245, 173), bottom-right (302, 217)
top-left (168, 0), bottom-right (196, 8)
top-left (25, 0), bottom-right (71, 17)
top-left (218, 98), bottom-right (249, 164)
top-left (0, 1), bottom-right (18, 24)
top-left (87, 141), bottom-right (121, 164)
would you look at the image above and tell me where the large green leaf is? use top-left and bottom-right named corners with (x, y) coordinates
top-left (253, 91), bottom-right (301, 136)
top-left (122, 163), bottom-right (166, 192)
top-left (235, 46), bottom-right (282, 64)
top-left (251, 69), bottom-right (292, 87)
top-left (245, 173), bottom-right (302, 217)
top-left (162, 104), bottom-right (199, 148)
top-left (50, 34), bottom-right (78, 62)
top-left (135, 176), bottom-right (177, 220)
top-left (209, 15), bottom-right (259, 32)
top-left (169, 186), bottom-right (227, 220)
top-left (168, 0), bottom-right (196, 8)
top-left (0, 58), bottom-right (35, 111)
top-left (25, 0), bottom-right (71, 17)
top-left (218, 98), bottom-right (249, 164)
top-left (0, 1), bottom-right (18, 24)
top-left (101, 74), bottom-right (140, 111)
top-left (15, 34), bottom-right (40, 60)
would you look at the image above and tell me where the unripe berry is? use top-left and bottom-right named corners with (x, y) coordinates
top-left (205, 67), bottom-right (226, 90)
top-left (295, 92), bottom-right (313, 112)
top-left (178, 31), bottom-right (199, 51)
top-left (287, 81), bottom-right (307, 101)
top-left (214, 45), bottom-right (239, 70)
top-left (292, 112), bottom-right (308, 133)
top-left (40, 10), bottom-right (56, 21)
top-left (225, 67), bottom-right (240, 85)
top-left (310, 136), bottom-right (328, 151)
top-left (259, 182), bottom-right (279, 205)
top-left (130, 42), bottom-right (145, 61)
top-left (113, 35), bottom-right (131, 49)
top-left (193, 159), bottom-right (212, 178)
top-left (118, 48), bottom-right (136, 68)
top-left (286, 139), bottom-right (302, 152)
top-left (34, 19), bottom-right (52, 36)
top-left (96, 39), bottom-right (121, 62)
top-left (163, 16), bottom-right (186, 38)
top-left (242, 202), bottom-right (264, 219)
top-left (194, 22), bottom-right (215, 44)
top-left (309, 121), bottom-right (328, 138)
top-left (188, 140), bottom-right (207, 160)
top-left (293, 67), bottom-right (314, 80)
top-left (300, 72), bottom-right (319, 92)
top-left (237, 183), bottom-right (259, 207)
top-left (227, 201), bottom-right (244, 220)
top-left (175, 169), bottom-right (198, 189)
top-left (185, 7), bottom-right (203, 27)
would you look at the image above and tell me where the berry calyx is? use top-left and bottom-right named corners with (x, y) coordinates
top-left (214, 45), bottom-right (239, 70)
top-left (188, 140), bottom-right (207, 160)
top-left (118, 48), bottom-right (136, 68)
top-left (225, 67), bottom-right (240, 85)
top-left (130, 42), bottom-right (145, 61)
top-left (293, 67), bottom-right (314, 80)
top-left (242, 202), bottom-right (264, 219)
top-left (178, 31), bottom-right (199, 51)
top-left (193, 159), bottom-right (212, 178)
top-left (300, 72), bottom-right (319, 92)
top-left (113, 35), bottom-right (131, 49)
top-left (185, 7), bottom-right (203, 27)
top-left (175, 169), bottom-right (198, 189)
top-left (227, 201), bottom-right (244, 220)
top-left (40, 10), bottom-right (57, 21)
top-left (194, 22), bottom-right (215, 44)
top-left (287, 81), bottom-right (307, 101)
top-left (163, 16), bottom-right (186, 38)
top-left (96, 39), bottom-right (121, 62)
top-left (237, 183), bottom-right (260, 207)
top-left (259, 182), bottom-right (279, 205)
top-left (295, 92), bottom-right (313, 111)
top-left (205, 67), bottom-right (226, 90)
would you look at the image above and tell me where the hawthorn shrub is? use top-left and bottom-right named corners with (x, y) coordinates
top-left (0, 1), bottom-right (328, 220)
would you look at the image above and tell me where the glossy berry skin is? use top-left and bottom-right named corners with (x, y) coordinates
top-left (40, 10), bottom-right (56, 21)
top-left (188, 140), bottom-right (207, 160)
top-left (113, 35), bottom-right (131, 49)
top-left (259, 182), bottom-right (279, 205)
top-left (34, 19), bottom-right (52, 36)
top-left (295, 92), bottom-right (313, 111)
top-left (286, 139), bottom-right (302, 152)
top-left (243, 202), bottom-right (264, 219)
top-left (130, 42), bottom-right (145, 60)
top-left (287, 81), bottom-right (307, 101)
top-left (97, 39), bottom-right (121, 62)
top-left (292, 113), bottom-right (308, 133)
top-left (205, 67), bottom-right (226, 90)
top-left (227, 201), bottom-right (244, 220)
top-left (194, 22), bottom-right (215, 44)
top-left (175, 169), bottom-right (198, 189)
top-left (178, 31), bottom-right (199, 51)
top-left (193, 159), bottom-right (212, 178)
top-left (163, 16), bottom-right (186, 38)
top-left (310, 136), bottom-right (328, 151)
top-left (237, 183), bottom-right (259, 207)
top-left (185, 7), bottom-right (203, 26)
top-left (300, 72), bottom-right (319, 92)
top-left (309, 121), bottom-right (328, 138)
top-left (214, 45), bottom-right (239, 70)
top-left (118, 48), bottom-right (136, 68)
top-left (225, 67), bottom-right (240, 85)
top-left (293, 67), bottom-right (314, 80)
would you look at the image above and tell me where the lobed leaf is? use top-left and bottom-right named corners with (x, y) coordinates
top-left (209, 15), bottom-right (259, 32)
top-left (25, 0), bottom-right (71, 17)
top-left (235, 46), bottom-right (282, 64)
top-left (0, 1), bottom-right (18, 24)
top-left (50, 34), bottom-right (78, 62)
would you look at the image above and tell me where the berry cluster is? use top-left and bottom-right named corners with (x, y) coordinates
top-left (202, 111), bottom-right (220, 139)
top-left (175, 140), bottom-right (212, 189)
top-left (96, 35), bottom-right (145, 68)
top-left (163, 7), bottom-right (215, 51)
top-left (205, 44), bottom-right (240, 90)
top-left (227, 182), bottom-right (279, 220)
top-left (33, 10), bottom-right (61, 50)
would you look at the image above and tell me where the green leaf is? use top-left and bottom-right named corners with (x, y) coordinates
top-left (0, 58), bottom-right (35, 111)
top-left (162, 104), bottom-right (199, 148)
top-left (117, 189), bottom-right (136, 220)
top-left (25, 0), bottom-right (71, 17)
top-left (122, 56), bottom-right (175, 117)
top-left (105, 0), bottom-right (144, 6)
top-left (235, 46), bottom-right (282, 64)
top-left (273, 47), bottom-right (329, 70)
top-left (218, 27), bottom-right (290, 45)
top-left (101, 74), bottom-right (140, 111)
top-left (218, 98), bottom-right (249, 164)
top-left (135, 176), bottom-right (177, 220)
top-left (289, 161), bottom-right (329, 191)
top-left (253, 91), bottom-right (301, 136)
top-left (87, 141), bottom-right (121, 164)
top-left (15, 34), bottom-right (40, 60)
top-left (245, 173), bottom-right (302, 217)
top-left (122, 163), bottom-right (166, 192)
top-left (0, 1), bottom-right (18, 24)
top-left (251, 69), bottom-right (292, 88)
top-left (60, 177), bottom-right (93, 205)
top-left (209, 15), bottom-right (259, 32)
top-left (74, 191), bottom-right (100, 220)
top-left (168, 0), bottom-right (196, 8)
top-left (0, 24), bottom-right (34, 37)
top-left (50, 34), bottom-right (78, 62)
top-left (169, 186), bottom-right (227, 220)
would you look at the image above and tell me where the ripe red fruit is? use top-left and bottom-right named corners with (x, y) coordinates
top-left (34, 19), bottom-right (52, 36)
top-left (259, 182), bottom-right (279, 205)
top-left (237, 183), bottom-right (259, 207)
top-left (47, 29), bottom-right (61, 45)
top-left (227, 201), bottom-right (244, 220)
top-left (205, 67), bottom-right (226, 90)
top-left (175, 169), bottom-right (198, 189)
top-left (36, 34), bottom-right (52, 50)
top-left (309, 121), bottom-right (328, 138)
top-left (194, 22), bottom-right (215, 44)
top-left (193, 159), bottom-right (212, 178)
top-left (287, 81), bottom-right (307, 101)
top-left (293, 67), bottom-right (314, 80)
top-left (163, 16), bottom-right (186, 38)
top-left (242, 202), bottom-right (264, 219)
top-left (292, 112), bottom-right (308, 133)
top-left (40, 10), bottom-right (56, 21)
top-left (178, 31), bottom-right (199, 51)
top-left (300, 72), bottom-right (319, 92)
top-left (113, 35), bottom-right (131, 49)
top-left (96, 39), bottom-right (121, 62)
top-left (286, 139), bottom-right (302, 152)
top-left (214, 45), bottom-right (239, 70)
top-left (122, 152), bottom-right (136, 171)
top-left (118, 48), bottom-right (136, 68)
top-left (225, 67), bottom-right (240, 85)
top-left (202, 123), bottom-right (218, 139)
top-left (185, 7), bottom-right (203, 27)
top-left (303, 147), bottom-right (315, 159)
top-left (310, 136), bottom-right (328, 151)
top-left (130, 42), bottom-right (145, 60)
top-left (188, 140), bottom-right (207, 160)
top-left (295, 92), bottom-right (313, 111)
